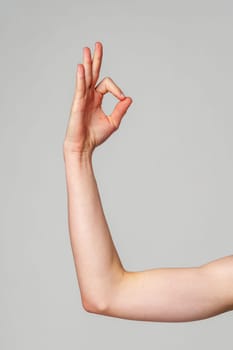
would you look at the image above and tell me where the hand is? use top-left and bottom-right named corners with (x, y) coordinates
top-left (63, 41), bottom-right (133, 156)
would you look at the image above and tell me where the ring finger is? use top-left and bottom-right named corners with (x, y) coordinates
top-left (83, 47), bottom-right (93, 89)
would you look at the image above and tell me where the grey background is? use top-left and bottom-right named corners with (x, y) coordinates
top-left (1, 0), bottom-right (233, 348)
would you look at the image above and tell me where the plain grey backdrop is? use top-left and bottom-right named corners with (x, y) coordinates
top-left (1, 0), bottom-right (233, 348)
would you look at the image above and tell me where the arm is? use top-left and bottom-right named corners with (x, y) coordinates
top-left (64, 152), bottom-right (233, 322)
top-left (63, 41), bottom-right (233, 322)
top-left (63, 41), bottom-right (132, 312)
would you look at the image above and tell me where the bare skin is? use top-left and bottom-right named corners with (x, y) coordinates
top-left (63, 41), bottom-right (233, 322)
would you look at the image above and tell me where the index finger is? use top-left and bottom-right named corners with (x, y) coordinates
top-left (92, 42), bottom-right (103, 86)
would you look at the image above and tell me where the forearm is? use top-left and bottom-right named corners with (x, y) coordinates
top-left (63, 151), bottom-right (125, 312)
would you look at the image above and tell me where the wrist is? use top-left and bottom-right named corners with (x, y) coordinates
top-left (63, 149), bottom-right (94, 165)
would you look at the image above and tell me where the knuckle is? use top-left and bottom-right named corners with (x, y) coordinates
top-left (105, 76), bottom-right (112, 83)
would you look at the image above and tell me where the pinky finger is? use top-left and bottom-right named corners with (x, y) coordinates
top-left (71, 64), bottom-right (86, 114)
top-left (76, 64), bottom-right (86, 98)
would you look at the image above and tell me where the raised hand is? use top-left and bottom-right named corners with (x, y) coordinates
top-left (63, 42), bottom-right (133, 156)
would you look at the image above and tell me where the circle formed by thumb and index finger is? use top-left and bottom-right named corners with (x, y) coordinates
top-left (95, 76), bottom-right (125, 101)
top-left (108, 96), bottom-right (133, 130)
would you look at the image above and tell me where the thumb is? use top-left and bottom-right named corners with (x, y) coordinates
top-left (109, 97), bottom-right (133, 129)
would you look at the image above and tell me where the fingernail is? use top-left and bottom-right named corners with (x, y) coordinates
top-left (120, 92), bottom-right (125, 98)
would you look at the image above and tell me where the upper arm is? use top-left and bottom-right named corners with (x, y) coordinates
top-left (101, 255), bottom-right (233, 322)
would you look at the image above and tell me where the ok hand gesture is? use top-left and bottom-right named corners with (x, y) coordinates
top-left (63, 42), bottom-right (133, 156)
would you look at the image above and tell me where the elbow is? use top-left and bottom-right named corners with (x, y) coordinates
top-left (81, 295), bottom-right (109, 315)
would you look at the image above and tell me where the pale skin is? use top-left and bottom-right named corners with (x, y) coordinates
top-left (63, 41), bottom-right (233, 322)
